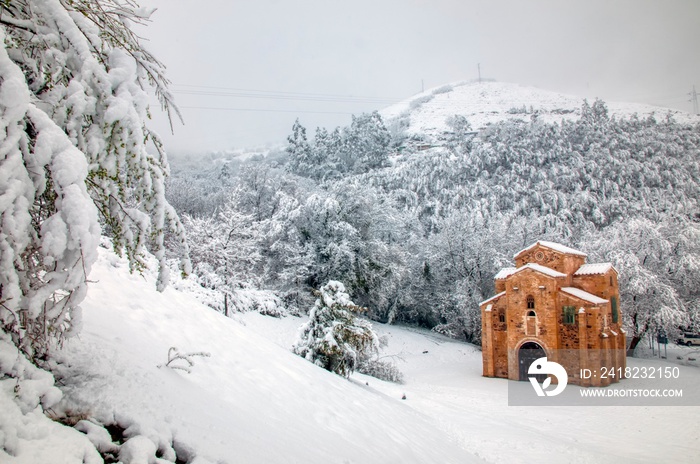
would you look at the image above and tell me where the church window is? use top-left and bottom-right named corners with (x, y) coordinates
top-left (499, 312), bottom-right (505, 323)
top-left (611, 296), bottom-right (619, 323)
top-left (526, 295), bottom-right (535, 309)
top-left (526, 310), bottom-right (536, 335)
top-left (563, 306), bottom-right (576, 325)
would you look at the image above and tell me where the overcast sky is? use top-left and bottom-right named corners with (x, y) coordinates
top-left (136, 0), bottom-right (700, 155)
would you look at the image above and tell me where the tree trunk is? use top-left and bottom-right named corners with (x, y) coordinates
top-left (627, 334), bottom-right (642, 356)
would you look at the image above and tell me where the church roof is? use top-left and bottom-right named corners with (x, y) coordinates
top-left (494, 267), bottom-right (517, 280)
top-left (560, 287), bottom-right (608, 305)
top-left (514, 240), bottom-right (587, 259)
top-left (511, 263), bottom-right (567, 279)
top-left (480, 291), bottom-right (506, 306)
top-left (574, 263), bottom-right (617, 276)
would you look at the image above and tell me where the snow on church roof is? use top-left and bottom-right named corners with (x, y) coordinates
top-left (511, 263), bottom-right (567, 278)
top-left (514, 240), bottom-right (587, 259)
top-left (479, 291), bottom-right (506, 306)
top-left (494, 267), bottom-right (517, 280)
top-left (560, 287), bottom-right (608, 305)
top-left (574, 263), bottom-right (616, 276)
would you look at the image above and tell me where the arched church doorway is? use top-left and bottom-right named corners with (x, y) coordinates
top-left (518, 341), bottom-right (546, 381)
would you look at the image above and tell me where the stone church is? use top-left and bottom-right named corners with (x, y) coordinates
top-left (480, 241), bottom-right (626, 387)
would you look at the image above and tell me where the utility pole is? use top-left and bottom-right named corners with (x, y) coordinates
top-left (690, 85), bottom-right (699, 114)
top-left (478, 63), bottom-right (481, 83)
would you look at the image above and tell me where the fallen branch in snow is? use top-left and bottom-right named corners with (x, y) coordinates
top-left (158, 347), bottom-right (210, 374)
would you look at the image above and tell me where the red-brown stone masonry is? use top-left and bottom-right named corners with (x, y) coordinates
top-left (572, 270), bottom-right (619, 302)
top-left (480, 296), bottom-right (509, 379)
top-left (481, 308), bottom-right (493, 377)
top-left (483, 243), bottom-right (626, 385)
top-left (557, 303), bottom-right (581, 350)
top-left (495, 279), bottom-right (506, 294)
top-left (514, 245), bottom-right (585, 284)
top-left (559, 293), bottom-right (599, 349)
top-left (570, 272), bottom-right (623, 343)
top-left (504, 270), bottom-right (562, 353)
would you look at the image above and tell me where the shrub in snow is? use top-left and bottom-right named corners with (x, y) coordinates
top-left (432, 84), bottom-right (453, 95)
top-left (409, 94), bottom-right (434, 110)
top-left (357, 334), bottom-right (404, 383)
top-left (357, 358), bottom-right (404, 384)
top-left (169, 260), bottom-right (287, 318)
top-left (159, 347), bottom-right (210, 374)
top-left (0, 0), bottom-right (189, 359)
top-left (293, 281), bottom-right (379, 377)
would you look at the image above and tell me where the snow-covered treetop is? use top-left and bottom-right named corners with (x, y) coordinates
top-left (318, 280), bottom-right (356, 309)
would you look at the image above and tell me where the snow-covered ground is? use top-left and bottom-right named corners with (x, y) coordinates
top-left (241, 312), bottom-right (700, 463)
top-left (1, 245), bottom-right (479, 464)
top-left (381, 81), bottom-right (700, 141)
top-left (2, 244), bottom-right (699, 463)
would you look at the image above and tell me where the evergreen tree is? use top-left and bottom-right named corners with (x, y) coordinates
top-left (293, 281), bottom-right (379, 377)
top-left (342, 111), bottom-right (391, 174)
top-left (286, 119), bottom-right (313, 177)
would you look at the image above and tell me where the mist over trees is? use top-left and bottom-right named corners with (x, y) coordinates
top-left (167, 101), bottom-right (700, 354)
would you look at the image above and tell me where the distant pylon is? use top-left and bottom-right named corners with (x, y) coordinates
top-left (690, 85), bottom-right (699, 114)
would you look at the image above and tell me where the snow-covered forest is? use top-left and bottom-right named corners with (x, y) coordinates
top-left (167, 99), bottom-right (700, 353)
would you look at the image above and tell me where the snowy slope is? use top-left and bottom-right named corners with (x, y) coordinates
top-left (43, 245), bottom-right (480, 464)
top-left (241, 312), bottom-right (700, 464)
top-left (381, 81), bottom-right (700, 141)
top-left (3, 242), bottom-right (699, 463)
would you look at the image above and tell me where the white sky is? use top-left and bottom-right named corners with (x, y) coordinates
top-left (136, 0), bottom-right (700, 155)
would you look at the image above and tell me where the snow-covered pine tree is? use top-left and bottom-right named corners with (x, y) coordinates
top-left (286, 119), bottom-right (314, 177)
top-left (341, 111), bottom-right (390, 174)
top-left (293, 281), bottom-right (379, 377)
top-left (0, 0), bottom-right (189, 358)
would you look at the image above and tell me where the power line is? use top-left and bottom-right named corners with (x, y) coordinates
top-left (179, 105), bottom-right (357, 115)
top-left (173, 89), bottom-right (399, 104)
top-left (172, 84), bottom-right (402, 104)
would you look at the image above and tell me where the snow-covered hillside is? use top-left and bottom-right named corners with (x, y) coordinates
top-left (0, 244), bottom-right (479, 464)
top-left (241, 312), bottom-right (700, 464)
top-left (3, 243), bottom-right (698, 463)
top-left (381, 81), bottom-right (700, 141)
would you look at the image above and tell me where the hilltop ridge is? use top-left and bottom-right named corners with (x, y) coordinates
top-left (380, 81), bottom-right (699, 142)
